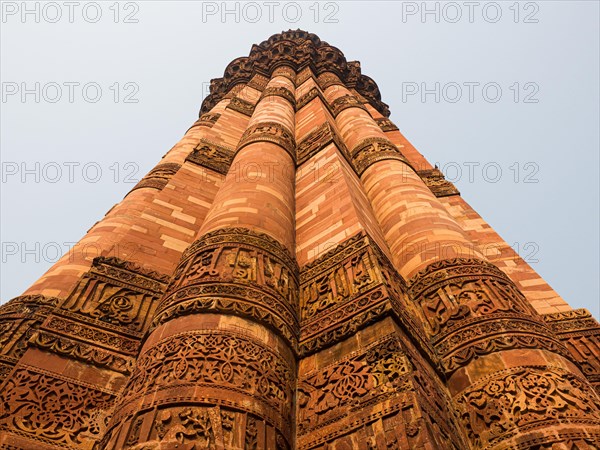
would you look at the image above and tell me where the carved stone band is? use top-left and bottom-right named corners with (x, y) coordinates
top-left (375, 117), bottom-right (399, 132)
top-left (260, 86), bottom-right (296, 108)
top-left (107, 330), bottom-right (295, 445)
top-left (407, 258), bottom-right (536, 337)
top-left (454, 365), bottom-right (600, 449)
top-left (330, 94), bottom-right (368, 117)
top-left (350, 137), bottom-right (408, 176)
top-left (188, 112), bottom-right (221, 131)
top-left (129, 162), bottom-right (181, 193)
top-left (296, 121), bottom-right (348, 165)
top-left (417, 168), bottom-right (460, 198)
top-left (298, 232), bottom-right (410, 357)
top-left (154, 227), bottom-right (300, 350)
top-left (186, 139), bottom-right (235, 175)
top-left (226, 96), bottom-right (255, 116)
top-left (237, 121), bottom-right (296, 163)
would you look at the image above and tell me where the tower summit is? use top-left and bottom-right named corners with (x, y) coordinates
top-left (1, 30), bottom-right (599, 450)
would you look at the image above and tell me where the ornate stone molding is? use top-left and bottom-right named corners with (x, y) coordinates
top-left (247, 74), bottom-right (269, 91)
top-left (298, 232), bottom-right (426, 359)
top-left (317, 72), bottom-right (345, 90)
top-left (350, 137), bottom-right (408, 176)
top-left (375, 117), bottom-right (399, 132)
top-left (435, 316), bottom-right (571, 374)
top-left (296, 121), bottom-right (348, 165)
top-left (226, 96), bottom-right (255, 116)
top-left (62, 261), bottom-right (165, 329)
top-left (29, 330), bottom-right (134, 374)
top-left (0, 365), bottom-right (116, 448)
top-left (200, 30), bottom-right (389, 118)
top-left (188, 112), bottom-right (221, 130)
top-left (455, 365), bottom-right (600, 449)
top-left (417, 168), bottom-right (460, 198)
top-left (237, 121), bottom-right (296, 162)
top-left (185, 139), bottom-right (235, 175)
top-left (155, 227), bottom-right (299, 350)
top-left (107, 330), bottom-right (295, 446)
top-left (260, 86), bottom-right (296, 108)
top-left (296, 86), bottom-right (320, 112)
top-left (129, 163), bottom-right (181, 193)
top-left (407, 258), bottom-right (535, 336)
top-left (297, 332), bottom-right (466, 450)
top-left (543, 308), bottom-right (600, 393)
top-left (298, 335), bottom-right (411, 436)
top-left (330, 94), bottom-right (368, 117)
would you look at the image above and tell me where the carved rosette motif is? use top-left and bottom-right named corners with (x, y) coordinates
top-left (417, 168), bottom-right (460, 198)
top-left (185, 139), bottom-right (235, 175)
top-left (0, 366), bottom-right (116, 448)
top-left (105, 330), bottom-right (295, 449)
top-left (237, 121), bottom-right (296, 163)
top-left (154, 227), bottom-right (300, 349)
top-left (544, 309), bottom-right (600, 394)
top-left (455, 366), bottom-right (600, 449)
top-left (351, 137), bottom-right (408, 176)
top-left (129, 163), bottom-right (181, 192)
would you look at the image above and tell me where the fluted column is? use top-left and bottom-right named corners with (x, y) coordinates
top-left (103, 67), bottom-right (298, 450)
top-left (322, 72), bottom-right (600, 449)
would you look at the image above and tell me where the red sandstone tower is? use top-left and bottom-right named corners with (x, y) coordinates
top-left (1, 30), bottom-right (599, 450)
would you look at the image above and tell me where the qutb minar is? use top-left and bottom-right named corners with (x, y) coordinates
top-left (0, 31), bottom-right (599, 450)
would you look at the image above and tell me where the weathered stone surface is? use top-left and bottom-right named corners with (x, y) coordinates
top-left (1, 30), bottom-right (598, 450)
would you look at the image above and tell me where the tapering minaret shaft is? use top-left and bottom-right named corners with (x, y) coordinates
top-left (320, 72), bottom-right (600, 449)
top-left (103, 67), bottom-right (299, 450)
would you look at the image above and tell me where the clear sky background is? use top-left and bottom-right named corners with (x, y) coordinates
top-left (1, 1), bottom-right (598, 318)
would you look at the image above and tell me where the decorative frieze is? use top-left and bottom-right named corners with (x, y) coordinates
top-left (237, 121), bottom-right (296, 163)
top-left (296, 86), bottom-right (320, 111)
top-left (417, 168), bottom-right (460, 198)
top-left (408, 258), bottom-right (536, 337)
top-left (226, 96), bottom-right (255, 116)
top-left (60, 256), bottom-right (167, 334)
top-left (330, 94), bottom-right (368, 117)
top-left (0, 366), bottom-right (116, 448)
top-left (296, 121), bottom-right (348, 165)
top-left (189, 112), bottom-right (221, 130)
top-left (375, 117), bottom-right (399, 132)
top-left (29, 330), bottom-right (134, 374)
top-left (185, 139), bottom-right (235, 175)
top-left (350, 137), bottom-right (408, 176)
top-left (260, 86), bottom-right (296, 108)
top-left (247, 74), bottom-right (269, 91)
top-left (0, 294), bottom-right (58, 384)
top-left (106, 330), bottom-right (295, 447)
top-left (455, 365), bottom-right (600, 449)
top-left (543, 308), bottom-right (600, 393)
top-left (130, 162), bottom-right (181, 192)
top-left (297, 332), bottom-right (466, 450)
top-left (299, 232), bottom-right (416, 357)
top-left (154, 227), bottom-right (299, 349)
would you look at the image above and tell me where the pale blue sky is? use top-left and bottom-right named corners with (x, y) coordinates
top-left (1, 1), bottom-right (598, 318)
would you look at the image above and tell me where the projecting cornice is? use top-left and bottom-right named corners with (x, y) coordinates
top-left (200, 29), bottom-right (390, 118)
